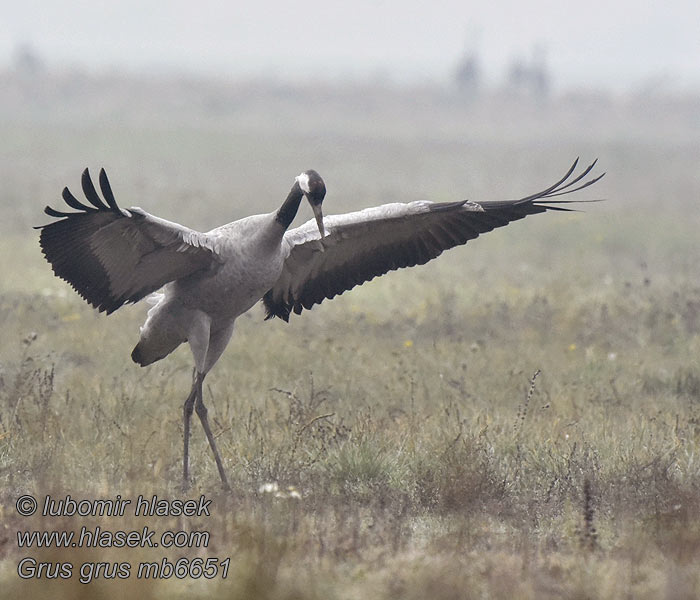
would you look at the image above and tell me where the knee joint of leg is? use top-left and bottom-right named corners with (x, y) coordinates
top-left (183, 393), bottom-right (195, 415)
top-left (195, 400), bottom-right (208, 418)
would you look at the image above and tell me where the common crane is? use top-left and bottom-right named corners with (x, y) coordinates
top-left (37, 159), bottom-right (603, 490)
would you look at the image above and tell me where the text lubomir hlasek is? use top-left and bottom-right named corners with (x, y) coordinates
top-left (41, 494), bottom-right (212, 517)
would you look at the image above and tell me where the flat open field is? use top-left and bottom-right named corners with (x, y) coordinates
top-left (1, 72), bottom-right (699, 599)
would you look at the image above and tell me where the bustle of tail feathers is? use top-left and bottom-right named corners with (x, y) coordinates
top-left (131, 344), bottom-right (143, 365)
top-left (145, 292), bottom-right (164, 306)
top-left (131, 343), bottom-right (148, 366)
top-left (131, 293), bottom-right (165, 366)
top-left (131, 341), bottom-right (174, 367)
top-left (131, 293), bottom-right (188, 366)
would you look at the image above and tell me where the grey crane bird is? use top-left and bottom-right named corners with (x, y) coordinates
top-left (37, 159), bottom-right (603, 490)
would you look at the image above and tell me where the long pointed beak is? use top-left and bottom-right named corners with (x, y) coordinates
top-left (312, 203), bottom-right (325, 238)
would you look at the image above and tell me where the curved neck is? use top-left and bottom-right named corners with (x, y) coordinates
top-left (275, 181), bottom-right (304, 230)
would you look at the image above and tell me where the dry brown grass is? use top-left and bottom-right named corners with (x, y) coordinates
top-left (1, 71), bottom-right (699, 598)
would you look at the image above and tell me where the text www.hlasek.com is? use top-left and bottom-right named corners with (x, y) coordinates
top-left (17, 526), bottom-right (209, 549)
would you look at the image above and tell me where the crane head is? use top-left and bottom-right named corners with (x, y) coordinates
top-left (296, 170), bottom-right (326, 237)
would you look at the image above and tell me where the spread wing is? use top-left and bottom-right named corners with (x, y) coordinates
top-left (37, 168), bottom-right (218, 313)
top-left (263, 159), bottom-right (604, 321)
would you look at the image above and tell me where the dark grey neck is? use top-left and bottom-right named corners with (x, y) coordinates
top-left (275, 181), bottom-right (304, 230)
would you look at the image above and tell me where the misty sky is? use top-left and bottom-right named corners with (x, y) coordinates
top-left (2, 0), bottom-right (698, 90)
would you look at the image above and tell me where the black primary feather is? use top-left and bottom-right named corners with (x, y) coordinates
top-left (36, 169), bottom-right (127, 312)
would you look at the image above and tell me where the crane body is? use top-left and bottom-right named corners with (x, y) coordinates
top-left (37, 160), bottom-right (603, 489)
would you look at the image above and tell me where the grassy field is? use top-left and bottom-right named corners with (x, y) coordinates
top-left (1, 71), bottom-right (699, 599)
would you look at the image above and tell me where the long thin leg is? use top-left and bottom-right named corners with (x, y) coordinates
top-left (184, 316), bottom-right (234, 490)
top-left (182, 372), bottom-right (197, 490)
top-left (194, 372), bottom-right (231, 491)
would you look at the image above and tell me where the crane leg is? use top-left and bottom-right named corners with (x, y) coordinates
top-left (182, 373), bottom-right (197, 490)
top-left (183, 315), bottom-right (234, 490)
top-left (193, 372), bottom-right (231, 491)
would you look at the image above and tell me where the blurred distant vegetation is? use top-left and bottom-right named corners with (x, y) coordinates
top-left (1, 64), bottom-right (699, 598)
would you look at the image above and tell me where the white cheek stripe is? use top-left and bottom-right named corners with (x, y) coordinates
top-left (296, 172), bottom-right (311, 193)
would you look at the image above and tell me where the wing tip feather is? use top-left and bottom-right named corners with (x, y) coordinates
top-left (39, 167), bottom-right (123, 225)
